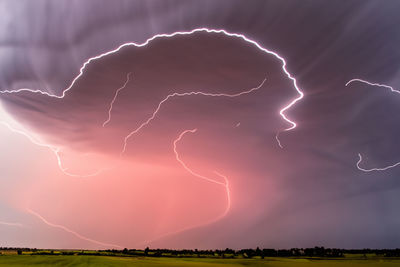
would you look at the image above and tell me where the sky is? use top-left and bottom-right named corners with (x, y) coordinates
top-left (0, 0), bottom-right (399, 249)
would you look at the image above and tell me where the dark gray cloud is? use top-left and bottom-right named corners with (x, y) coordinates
top-left (0, 0), bottom-right (399, 249)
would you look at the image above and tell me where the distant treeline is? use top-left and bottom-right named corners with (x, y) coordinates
top-left (2, 246), bottom-right (400, 258)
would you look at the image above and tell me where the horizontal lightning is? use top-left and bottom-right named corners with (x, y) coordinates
top-left (27, 208), bottom-right (123, 249)
top-left (0, 28), bottom-right (303, 151)
top-left (121, 77), bottom-right (267, 154)
top-left (0, 220), bottom-right (24, 228)
top-left (357, 153), bottom-right (400, 172)
top-left (347, 78), bottom-right (400, 172)
top-left (346, 78), bottom-right (399, 94)
top-left (102, 72), bottom-right (133, 127)
top-left (0, 29), bottom-right (305, 246)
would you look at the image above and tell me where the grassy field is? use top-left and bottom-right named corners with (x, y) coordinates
top-left (1, 255), bottom-right (400, 266)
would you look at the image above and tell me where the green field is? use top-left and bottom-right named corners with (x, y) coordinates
top-left (1, 255), bottom-right (400, 267)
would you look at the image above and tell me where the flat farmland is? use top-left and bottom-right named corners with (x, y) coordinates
top-left (1, 255), bottom-right (400, 266)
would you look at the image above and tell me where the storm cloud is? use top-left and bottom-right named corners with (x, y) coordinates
top-left (0, 0), bottom-right (399, 249)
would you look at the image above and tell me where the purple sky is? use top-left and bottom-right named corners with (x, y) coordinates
top-left (0, 0), bottom-right (399, 249)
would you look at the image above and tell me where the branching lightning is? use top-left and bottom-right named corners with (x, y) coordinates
top-left (27, 208), bottom-right (123, 249)
top-left (346, 78), bottom-right (400, 172)
top-left (0, 28), bottom-right (303, 153)
top-left (102, 72), bottom-right (133, 127)
top-left (0, 29), bottom-right (305, 246)
top-left (121, 77), bottom-right (267, 154)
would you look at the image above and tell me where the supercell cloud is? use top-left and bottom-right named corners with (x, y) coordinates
top-left (0, 0), bottom-right (399, 249)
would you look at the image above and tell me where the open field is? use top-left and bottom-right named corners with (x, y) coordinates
top-left (1, 255), bottom-right (400, 266)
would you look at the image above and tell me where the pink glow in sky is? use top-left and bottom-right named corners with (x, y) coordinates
top-left (0, 31), bottom-right (292, 249)
top-left (1, 0), bottom-right (400, 250)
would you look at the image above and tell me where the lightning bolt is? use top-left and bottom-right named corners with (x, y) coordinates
top-left (0, 121), bottom-right (107, 178)
top-left (346, 78), bottom-right (399, 94)
top-left (102, 72), bottom-right (133, 127)
top-left (0, 220), bottom-right (24, 228)
top-left (0, 28), bottom-right (303, 152)
top-left (121, 77), bottom-right (267, 154)
top-left (346, 78), bottom-right (400, 172)
top-left (143, 129), bottom-right (231, 246)
top-left (357, 153), bottom-right (400, 172)
top-left (174, 129), bottom-right (231, 204)
top-left (27, 208), bottom-right (123, 249)
top-left (0, 29), bottom-right (304, 246)
top-left (275, 132), bottom-right (283, 149)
